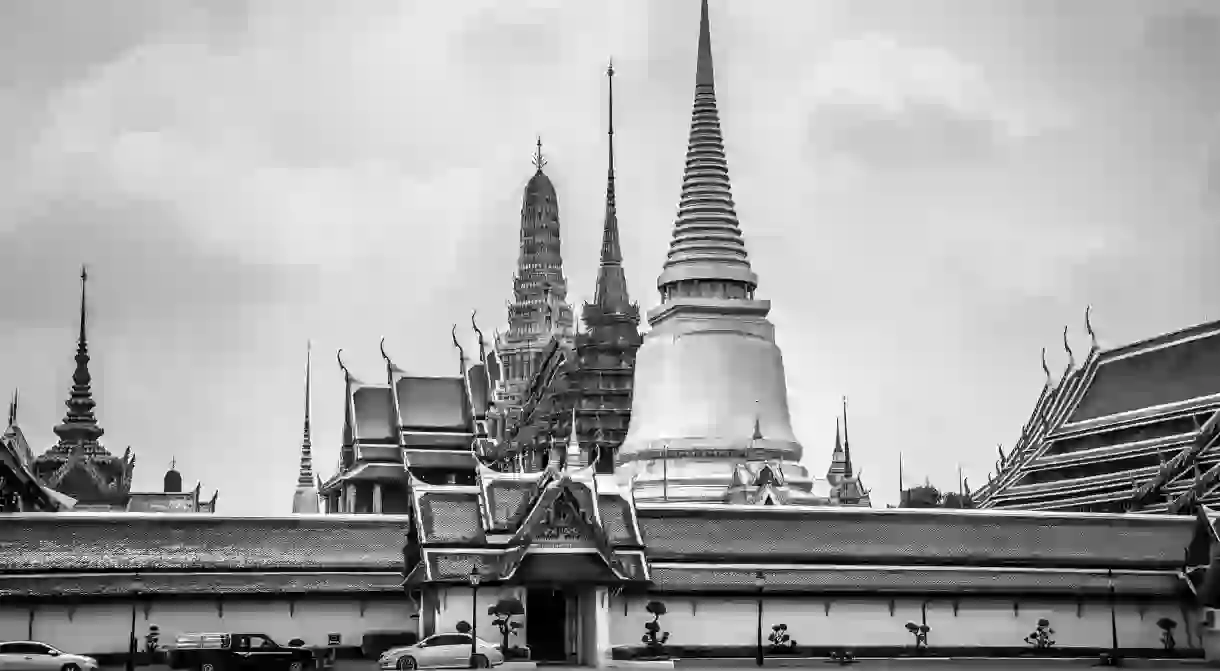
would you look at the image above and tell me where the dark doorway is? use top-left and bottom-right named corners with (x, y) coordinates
top-left (526, 587), bottom-right (568, 663)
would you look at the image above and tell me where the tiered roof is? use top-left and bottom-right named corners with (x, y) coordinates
top-left (976, 316), bottom-right (1220, 512)
top-left (402, 427), bottom-right (648, 585)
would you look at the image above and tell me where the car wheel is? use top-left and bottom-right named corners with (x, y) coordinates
top-left (62, 664), bottom-right (80, 671)
top-left (289, 662), bottom-right (304, 671)
top-left (202, 663), bottom-right (215, 671)
top-left (397, 656), bottom-right (417, 670)
top-left (470, 655), bottom-right (489, 669)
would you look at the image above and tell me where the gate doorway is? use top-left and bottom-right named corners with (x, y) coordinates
top-left (526, 587), bottom-right (569, 663)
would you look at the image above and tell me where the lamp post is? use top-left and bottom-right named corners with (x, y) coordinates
top-left (127, 576), bottom-right (144, 671)
top-left (468, 567), bottom-right (481, 668)
top-left (755, 571), bottom-right (765, 667)
top-left (1106, 569), bottom-right (1122, 667)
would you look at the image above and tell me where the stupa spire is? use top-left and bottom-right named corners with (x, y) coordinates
top-left (52, 265), bottom-right (105, 449)
top-left (842, 396), bottom-right (854, 478)
top-left (292, 341), bottom-right (320, 514)
top-left (585, 58), bottom-right (639, 329)
top-left (7, 388), bottom-right (16, 427)
top-left (655, 0), bottom-right (757, 297)
top-left (298, 340), bottom-right (314, 488)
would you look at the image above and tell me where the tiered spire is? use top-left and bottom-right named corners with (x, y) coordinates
top-left (292, 341), bottom-right (320, 514)
top-left (584, 59), bottom-right (640, 329)
top-left (655, 0), bottom-right (758, 296)
top-left (52, 265), bottom-right (105, 451)
top-left (841, 396), bottom-right (854, 478)
top-left (7, 389), bottom-right (16, 427)
top-left (298, 341), bottom-right (314, 488)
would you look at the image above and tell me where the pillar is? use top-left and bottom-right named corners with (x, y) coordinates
top-left (373, 483), bottom-right (384, 514)
top-left (346, 483), bottom-right (357, 514)
top-left (591, 587), bottom-right (611, 668)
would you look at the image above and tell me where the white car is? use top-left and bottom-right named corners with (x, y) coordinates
top-left (379, 634), bottom-right (504, 670)
top-left (0, 642), bottom-right (98, 671)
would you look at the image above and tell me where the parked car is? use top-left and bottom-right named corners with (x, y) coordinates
top-left (378, 634), bottom-right (503, 670)
top-left (0, 641), bottom-right (98, 671)
top-left (168, 633), bottom-right (313, 671)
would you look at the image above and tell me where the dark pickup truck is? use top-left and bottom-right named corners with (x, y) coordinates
top-left (168, 633), bottom-right (314, 671)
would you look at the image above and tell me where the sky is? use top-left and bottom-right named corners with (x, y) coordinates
top-left (1, 0), bottom-right (1219, 515)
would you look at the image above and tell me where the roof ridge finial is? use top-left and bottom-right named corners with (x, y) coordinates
top-left (336, 348), bottom-right (352, 382)
top-left (1062, 325), bottom-right (1075, 371)
top-left (532, 136), bottom-right (547, 173)
top-left (1040, 347), bottom-right (1051, 386)
top-left (1085, 305), bottom-right (1098, 352)
top-left (7, 388), bottom-right (16, 427)
top-left (451, 324), bottom-right (468, 375)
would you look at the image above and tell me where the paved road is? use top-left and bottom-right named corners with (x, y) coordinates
top-left (102, 659), bottom-right (1213, 671)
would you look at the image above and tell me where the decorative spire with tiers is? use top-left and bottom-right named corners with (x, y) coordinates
top-left (617, 0), bottom-right (807, 503)
top-left (496, 137), bottom-right (576, 412)
top-left (34, 267), bottom-right (135, 508)
top-left (654, 0), bottom-right (758, 302)
top-left (583, 59), bottom-right (640, 331)
top-left (292, 341), bottom-right (320, 513)
top-left (52, 266), bottom-right (105, 452)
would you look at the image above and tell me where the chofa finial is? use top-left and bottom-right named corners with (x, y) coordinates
top-left (1040, 347), bottom-right (1051, 385)
top-left (379, 336), bottom-right (390, 363)
top-left (1062, 325), bottom-right (1075, 370)
top-left (1085, 305), bottom-right (1098, 352)
top-left (336, 348), bottom-right (351, 379)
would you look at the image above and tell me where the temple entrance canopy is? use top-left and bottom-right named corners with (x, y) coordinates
top-left (403, 454), bottom-right (649, 587)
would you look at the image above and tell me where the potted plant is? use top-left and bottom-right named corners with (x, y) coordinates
top-left (1157, 617), bottom-right (1178, 652)
top-left (641, 601), bottom-right (670, 659)
top-left (488, 597), bottom-right (529, 660)
top-left (1024, 618), bottom-right (1055, 650)
top-left (767, 624), bottom-right (797, 654)
top-left (904, 622), bottom-right (929, 652)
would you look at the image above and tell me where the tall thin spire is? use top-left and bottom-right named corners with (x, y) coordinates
top-left (292, 341), bottom-right (320, 514)
top-left (7, 388), bottom-right (16, 427)
top-left (298, 341), bottom-right (314, 488)
top-left (585, 58), bottom-right (639, 328)
top-left (53, 265), bottom-right (104, 450)
top-left (656, 0), bottom-right (757, 296)
top-left (842, 396), bottom-right (854, 478)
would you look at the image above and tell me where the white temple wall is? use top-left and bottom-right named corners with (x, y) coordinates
top-left (609, 594), bottom-right (1200, 650)
top-left (4, 597), bottom-right (415, 655)
top-left (432, 585), bottom-right (528, 647)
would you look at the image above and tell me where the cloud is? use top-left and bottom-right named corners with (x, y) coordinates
top-left (803, 35), bottom-right (1066, 174)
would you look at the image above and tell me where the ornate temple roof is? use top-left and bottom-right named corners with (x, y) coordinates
top-left (33, 268), bottom-right (134, 507)
top-left (976, 315), bottom-right (1220, 511)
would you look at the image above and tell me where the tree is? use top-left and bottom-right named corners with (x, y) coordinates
top-left (902, 485), bottom-right (943, 508)
top-left (641, 601), bottom-right (670, 657)
top-left (488, 598), bottom-right (526, 658)
top-left (940, 492), bottom-right (975, 509)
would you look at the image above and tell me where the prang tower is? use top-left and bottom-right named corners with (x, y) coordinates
top-left (494, 141), bottom-right (576, 418)
top-left (616, 0), bottom-right (818, 502)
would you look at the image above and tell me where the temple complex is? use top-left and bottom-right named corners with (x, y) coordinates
top-left (975, 317), bottom-right (1220, 513)
top-left (5, 0), bottom-right (1220, 666)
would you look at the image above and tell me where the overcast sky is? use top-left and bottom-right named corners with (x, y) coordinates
top-left (2, 0), bottom-right (1219, 515)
